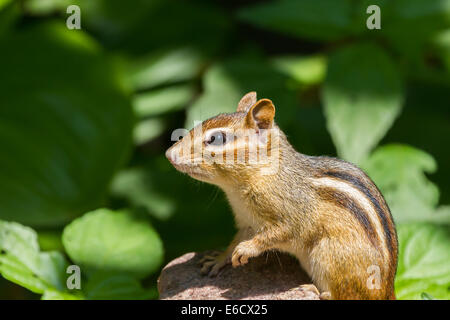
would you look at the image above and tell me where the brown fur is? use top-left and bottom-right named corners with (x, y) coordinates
top-left (166, 93), bottom-right (398, 300)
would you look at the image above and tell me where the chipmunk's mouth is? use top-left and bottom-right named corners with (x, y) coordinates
top-left (166, 148), bottom-right (210, 180)
top-left (171, 162), bottom-right (208, 179)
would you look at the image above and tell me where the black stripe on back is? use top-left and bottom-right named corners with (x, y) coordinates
top-left (317, 187), bottom-right (380, 249)
top-left (323, 171), bottom-right (395, 257)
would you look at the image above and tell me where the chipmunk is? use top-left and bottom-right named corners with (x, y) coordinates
top-left (165, 92), bottom-right (398, 300)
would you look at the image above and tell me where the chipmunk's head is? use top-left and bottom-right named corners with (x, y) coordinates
top-left (166, 92), bottom-right (281, 187)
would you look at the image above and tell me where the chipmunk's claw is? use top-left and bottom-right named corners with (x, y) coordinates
top-left (298, 284), bottom-right (331, 299)
top-left (231, 241), bottom-right (259, 267)
top-left (198, 251), bottom-right (221, 265)
top-left (199, 251), bottom-right (229, 277)
top-left (231, 253), bottom-right (248, 267)
top-left (299, 284), bottom-right (320, 296)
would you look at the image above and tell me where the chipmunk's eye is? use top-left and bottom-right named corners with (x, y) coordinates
top-left (206, 131), bottom-right (226, 146)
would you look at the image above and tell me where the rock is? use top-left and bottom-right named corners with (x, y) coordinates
top-left (158, 251), bottom-right (320, 300)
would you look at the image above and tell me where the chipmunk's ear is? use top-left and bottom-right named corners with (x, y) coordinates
top-left (245, 99), bottom-right (275, 130)
top-left (237, 91), bottom-right (257, 112)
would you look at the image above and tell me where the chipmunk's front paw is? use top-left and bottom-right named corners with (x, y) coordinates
top-left (298, 284), bottom-right (331, 300)
top-left (231, 241), bottom-right (260, 267)
top-left (199, 251), bottom-right (230, 277)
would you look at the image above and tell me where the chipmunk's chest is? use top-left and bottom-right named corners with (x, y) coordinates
top-left (223, 187), bottom-right (263, 229)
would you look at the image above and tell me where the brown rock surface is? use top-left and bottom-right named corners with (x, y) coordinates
top-left (158, 251), bottom-right (320, 300)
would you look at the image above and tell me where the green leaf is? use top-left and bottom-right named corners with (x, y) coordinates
top-left (434, 206), bottom-right (450, 224)
top-left (38, 231), bottom-right (64, 252)
top-left (363, 144), bottom-right (450, 224)
top-left (395, 223), bottom-right (450, 300)
top-left (0, 22), bottom-right (134, 227)
top-left (71, 0), bottom-right (230, 54)
top-left (383, 0), bottom-right (450, 57)
top-left (133, 118), bottom-right (165, 145)
top-left (0, 0), bottom-right (13, 10)
top-left (133, 84), bottom-right (195, 118)
top-left (42, 288), bottom-right (83, 300)
top-left (126, 48), bottom-right (202, 90)
top-left (70, 0), bottom-right (163, 41)
top-left (433, 29), bottom-right (450, 72)
top-left (62, 209), bottom-right (164, 278)
top-left (84, 272), bottom-right (156, 300)
top-left (24, 0), bottom-right (70, 15)
top-left (0, 0), bottom-right (20, 38)
top-left (186, 55), bottom-right (297, 129)
top-left (238, 0), bottom-right (354, 41)
top-left (323, 43), bottom-right (404, 164)
top-left (111, 168), bottom-right (176, 220)
top-left (185, 64), bottom-right (240, 128)
top-left (421, 292), bottom-right (435, 300)
top-left (0, 220), bottom-right (68, 294)
top-left (272, 55), bottom-right (327, 87)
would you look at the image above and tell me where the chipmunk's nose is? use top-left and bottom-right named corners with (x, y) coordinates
top-left (165, 147), bottom-right (177, 164)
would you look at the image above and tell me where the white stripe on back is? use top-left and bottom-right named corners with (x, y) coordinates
top-left (310, 177), bottom-right (388, 258)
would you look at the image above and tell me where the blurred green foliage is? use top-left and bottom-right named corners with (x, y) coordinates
top-left (0, 0), bottom-right (449, 300)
